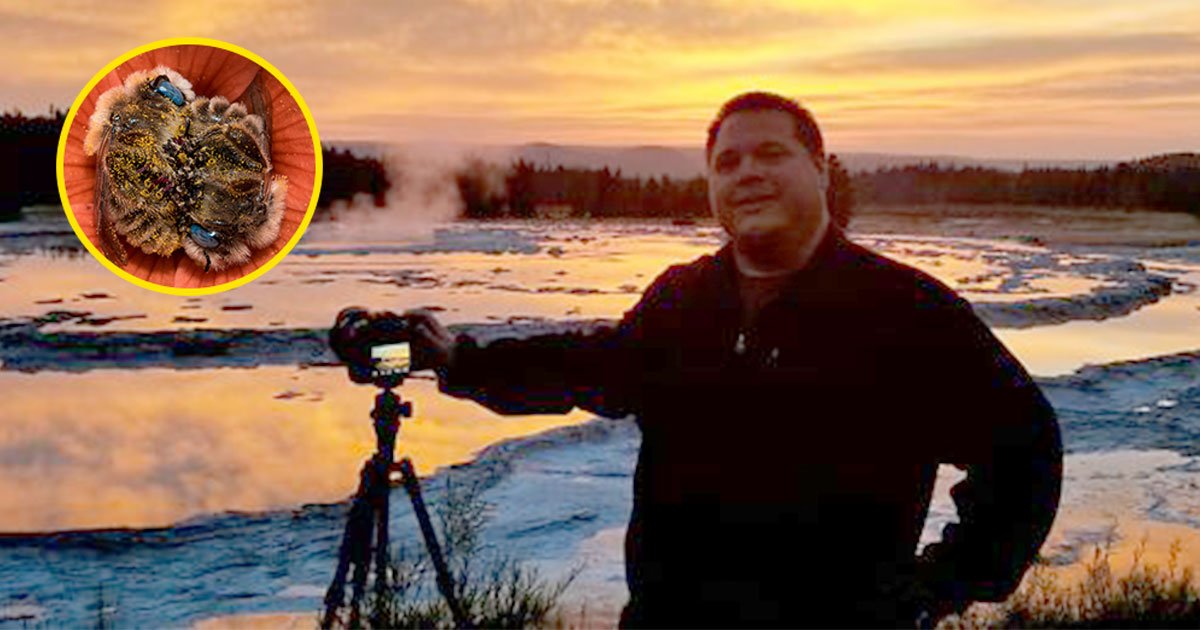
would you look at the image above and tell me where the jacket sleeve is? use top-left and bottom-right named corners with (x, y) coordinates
top-left (913, 287), bottom-right (1063, 615)
top-left (437, 266), bottom-right (679, 418)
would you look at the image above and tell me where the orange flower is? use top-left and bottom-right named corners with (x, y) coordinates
top-left (62, 44), bottom-right (316, 289)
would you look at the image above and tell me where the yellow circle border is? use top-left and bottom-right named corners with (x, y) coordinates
top-left (55, 36), bottom-right (323, 296)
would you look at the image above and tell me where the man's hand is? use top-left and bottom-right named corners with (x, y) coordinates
top-left (405, 309), bottom-right (456, 373)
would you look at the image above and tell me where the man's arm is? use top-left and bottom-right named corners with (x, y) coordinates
top-left (913, 289), bottom-right (1063, 618)
top-left (408, 265), bottom-right (682, 418)
top-left (437, 321), bottom-right (640, 417)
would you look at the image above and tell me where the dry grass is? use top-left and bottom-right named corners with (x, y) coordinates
top-left (328, 476), bottom-right (578, 629)
top-left (940, 537), bottom-right (1200, 628)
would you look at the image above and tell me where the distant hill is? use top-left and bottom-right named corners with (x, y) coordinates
top-left (500, 145), bottom-right (1120, 177)
top-left (325, 142), bottom-right (705, 179)
top-left (1133, 152), bottom-right (1200, 171)
top-left (512, 143), bottom-right (704, 180)
top-left (328, 140), bottom-right (1129, 178)
top-left (327, 139), bottom-right (1197, 217)
top-left (835, 153), bottom-right (1114, 174)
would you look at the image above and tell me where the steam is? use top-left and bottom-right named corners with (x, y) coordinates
top-left (307, 144), bottom-right (513, 244)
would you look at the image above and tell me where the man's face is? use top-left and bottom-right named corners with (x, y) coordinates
top-left (707, 110), bottom-right (828, 250)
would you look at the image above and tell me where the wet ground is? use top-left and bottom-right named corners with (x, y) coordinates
top-left (1, 208), bottom-right (1199, 626)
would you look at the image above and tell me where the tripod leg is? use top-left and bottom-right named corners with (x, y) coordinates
top-left (321, 532), bottom-right (353, 629)
top-left (347, 534), bottom-right (371, 628)
top-left (349, 454), bottom-right (397, 626)
top-left (399, 457), bottom-right (472, 628)
top-left (372, 455), bottom-right (392, 621)
top-left (321, 463), bottom-right (377, 629)
top-left (375, 482), bottom-right (390, 594)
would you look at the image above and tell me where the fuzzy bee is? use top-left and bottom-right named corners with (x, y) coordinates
top-left (83, 66), bottom-right (287, 272)
top-left (178, 95), bottom-right (287, 272)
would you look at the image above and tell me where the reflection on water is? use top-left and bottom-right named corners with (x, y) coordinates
top-left (2, 219), bottom-right (1200, 531)
top-left (0, 224), bottom-right (1134, 334)
top-left (3, 231), bottom-right (717, 332)
top-left (863, 234), bottom-right (1117, 302)
top-left (0, 367), bottom-right (590, 532)
top-left (999, 267), bottom-right (1200, 376)
top-left (2, 225), bottom-right (1193, 380)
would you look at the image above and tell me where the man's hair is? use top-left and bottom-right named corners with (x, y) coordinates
top-left (705, 92), bottom-right (825, 165)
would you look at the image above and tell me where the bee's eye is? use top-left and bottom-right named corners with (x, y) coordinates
top-left (189, 224), bottom-right (220, 248)
top-left (152, 76), bottom-right (186, 107)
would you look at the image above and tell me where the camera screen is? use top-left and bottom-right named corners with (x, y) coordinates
top-left (370, 342), bottom-right (412, 377)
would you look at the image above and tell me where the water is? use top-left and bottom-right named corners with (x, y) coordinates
top-left (0, 368), bottom-right (591, 533)
top-left (2, 212), bottom-right (1200, 626)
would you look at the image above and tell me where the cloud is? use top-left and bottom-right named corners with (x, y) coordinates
top-left (808, 31), bottom-right (1200, 75)
top-left (0, 0), bottom-right (1196, 156)
top-left (971, 66), bottom-right (1200, 103)
top-left (302, 0), bottom-right (837, 60)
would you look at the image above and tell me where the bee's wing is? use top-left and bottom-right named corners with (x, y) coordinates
top-left (230, 72), bottom-right (280, 224)
top-left (92, 132), bottom-right (128, 267)
top-left (238, 69), bottom-right (272, 160)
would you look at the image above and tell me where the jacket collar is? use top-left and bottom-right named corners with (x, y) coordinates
top-left (713, 223), bottom-right (849, 289)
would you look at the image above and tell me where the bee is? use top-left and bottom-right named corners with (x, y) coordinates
top-left (84, 67), bottom-right (193, 265)
top-left (178, 95), bottom-right (287, 272)
top-left (83, 66), bottom-right (287, 273)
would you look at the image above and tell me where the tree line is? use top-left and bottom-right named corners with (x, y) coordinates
top-left (454, 155), bottom-right (1200, 224)
top-left (0, 108), bottom-right (390, 220)
top-left (3, 106), bottom-right (1196, 222)
top-left (854, 160), bottom-right (1200, 214)
top-left (0, 109), bottom-right (64, 216)
top-left (455, 155), bottom-right (857, 228)
top-left (316, 145), bottom-right (391, 213)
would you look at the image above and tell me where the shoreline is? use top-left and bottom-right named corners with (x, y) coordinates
top-left (853, 204), bottom-right (1200, 248)
top-left (7, 416), bottom-right (1200, 627)
top-left (185, 447), bottom-right (1200, 630)
top-left (3, 213), bottom-right (1200, 626)
top-left (0, 255), bottom-right (1182, 373)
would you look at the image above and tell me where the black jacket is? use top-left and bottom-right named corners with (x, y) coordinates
top-left (442, 228), bottom-right (1062, 627)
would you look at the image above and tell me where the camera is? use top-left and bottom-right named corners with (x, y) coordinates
top-left (330, 307), bottom-right (414, 386)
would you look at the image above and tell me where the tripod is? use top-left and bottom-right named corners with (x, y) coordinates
top-left (320, 385), bottom-right (470, 629)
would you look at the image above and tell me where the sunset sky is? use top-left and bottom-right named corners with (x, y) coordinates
top-left (2, 0), bottom-right (1197, 159)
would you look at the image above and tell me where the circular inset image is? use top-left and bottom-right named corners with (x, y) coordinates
top-left (57, 38), bottom-right (321, 293)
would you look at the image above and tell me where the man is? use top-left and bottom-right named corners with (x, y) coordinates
top-left (407, 92), bottom-right (1062, 627)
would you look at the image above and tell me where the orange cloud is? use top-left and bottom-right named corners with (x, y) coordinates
top-left (1, 0), bottom-right (1197, 158)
